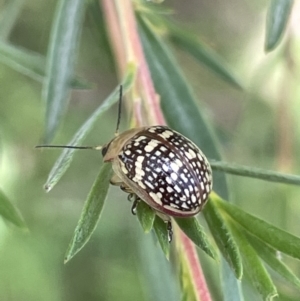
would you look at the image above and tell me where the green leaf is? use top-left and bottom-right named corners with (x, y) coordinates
top-left (43, 0), bottom-right (86, 143)
top-left (0, 0), bottom-right (24, 40)
top-left (215, 195), bottom-right (300, 260)
top-left (167, 21), bottom-right (243, 90)
top-left (136, 201), bottom-right (156, 233)
top-left (138, 15), bottom-right (244, 299)
top-left (203, 201), bottom-right (242, 279)
top-left (42, 64), bottom-right (136, 192)
top-left (0, 41), bottom-right (91, 89)
top-left (246, 233), bottom-right (300, 290)
top-left (138, 228), bottom-right (180, 301)
top-left (230, 222), bottom-right (278, 300)
top-left (153, 216), bottom-right (170, 260)
top-left (209, 159), bottom-right (300, 186)
top-left (265, 0), bottom-right (294, 52)
top-left (64, 163), bottom-right (112, 263)
top-left (221, 260), bottom-right (244, 301)
top-left (137, 15), bottom-right (228, 199)
top-left (0, 189), bottom-right (27, 229)
top-left (0, 41), bottom-right (49, 82)
top-left (175, 217), bottom-right (217, 260)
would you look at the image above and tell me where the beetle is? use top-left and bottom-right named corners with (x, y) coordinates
top-left (37, 86), bottom-right (213, 242)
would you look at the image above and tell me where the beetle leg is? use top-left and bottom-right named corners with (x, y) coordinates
top-left (129, 194), bottom-right (140, 215)
top-left (127, 193), bottom-right (141, 215)
top-left (120, 185), bottom-right (134, 194)
top-left (166, 220), bottom-right (173, 243)
top-left (156, 213), bottom-right (173, 243)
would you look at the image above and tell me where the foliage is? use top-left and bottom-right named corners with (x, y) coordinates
top-left (0, 0), bottom-right (299, 300)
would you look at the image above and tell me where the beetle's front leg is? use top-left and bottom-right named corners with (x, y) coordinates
top-left (166, 220), bottom-right (173, 243)
top-left (156, 212), bottom-right (173, 243)
top-left (128, 193), bottom-right (140, 215)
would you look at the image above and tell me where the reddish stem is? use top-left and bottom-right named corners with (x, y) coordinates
top-left (180, 231), bottom-right (213, 301)
top-left (101, 0), bottom-right (164, 125)
top-left (101, 1), bottom-right (212, 300)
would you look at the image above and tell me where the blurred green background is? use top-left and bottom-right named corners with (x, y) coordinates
top-left (0, 0), bottom-right (300, 300)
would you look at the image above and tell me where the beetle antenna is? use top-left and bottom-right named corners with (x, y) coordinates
top-left (35, 145), bottom-right (102, 150)
top-left (35, 87), bottom-right (123, 151)
top-left (115, 85), bottom-right (123, 136)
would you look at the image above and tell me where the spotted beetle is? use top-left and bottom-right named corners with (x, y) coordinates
top-left (37, 86), bottom-right (213, 241)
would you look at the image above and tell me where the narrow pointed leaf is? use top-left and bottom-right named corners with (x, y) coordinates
top-left (203, 201), bottom-right (242, 279)
top-left (175, 217), bottom-right (217, 260)
top-left (0, 42), bottom-right (49, 82)
top-left (0, 42), bottom-right (92, 88)
top-left (138, 15), bottom-right (228, 198)
top-left (64, 163), bottom-right (112, 263)
top-left (137, 201), bottom-right (156, 233)
top-left (138, 228), bottom-right (180, 301)
top-left (209, 160), bottom-right (300, 186)
top-left (42, 65), bottom-right (136, 191)
top-left (215, 195), bottom-right (300, 260)
top-left (167, 21), bottom-right (243, 90)
top-left (230, 222), bottom-right (277, 300)
top-left (153, 216), bottom-right (170, 259)
top-left (0, 0), bottom-right (24, 40)
top-left (138, 15), bottom-right (244, 298)
top-left (0, 189), bottom-right (27, 229)
top-left (221, 259), bottom-right (244, 301)
top-left (265, 0), bottom-right (294, 52)
top-left (43, 0), bottom-right (86, 143)
top-left (247, 233), bottom-right (300, 290)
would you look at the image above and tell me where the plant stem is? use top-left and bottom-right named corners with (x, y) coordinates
top-left (100, 1), bottom-right (212, 300)
top-left (177, 228), bottom-right (213, 301)
top-left (209, 160), bottom-right (300, 186)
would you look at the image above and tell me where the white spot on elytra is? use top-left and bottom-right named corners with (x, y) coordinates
top-left (169, 152), bottom-right (175, 158)
top-left (170, 162), bottom-right (179, 172)
top-left (166, 177), bottom-right (172, 184)
top-left (162, 164), bottom-right (169, 172)
top-left (135, 136), bottom-right (147, 142)
top-left (145, 145), bottom-right (154, 153)
top-left (137, 156), bottom-right (144, 163)
top-left (174, 185), bottom-right (181, 193)
top-left (161, 130), bottom-right (173, 139)
top-left (175, 159), bottom-right (183, 168)
top-left (149, 192), bottom-right (162, 205)
top-left (167, 186), bottom-right (173, 193)
top-left (145, 181), bottom-right (154, 189)
top-left (188, 149), bottom-right (196, 159)
top-left (180, 174), bottom-right (188, 183)
top-left (181, 202), bottom-right (189, 209)
top-left (171, 172), bottom-right (178, 181)
top-left (191, 194), bottom-right (197, 203)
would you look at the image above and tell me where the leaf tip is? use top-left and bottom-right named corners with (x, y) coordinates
top-left (64, 255), bottom-right (71, 264)
top-left (44, 184), bottom-right (52, 192)
top-left (266, 291), bottom-right (278, 301)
